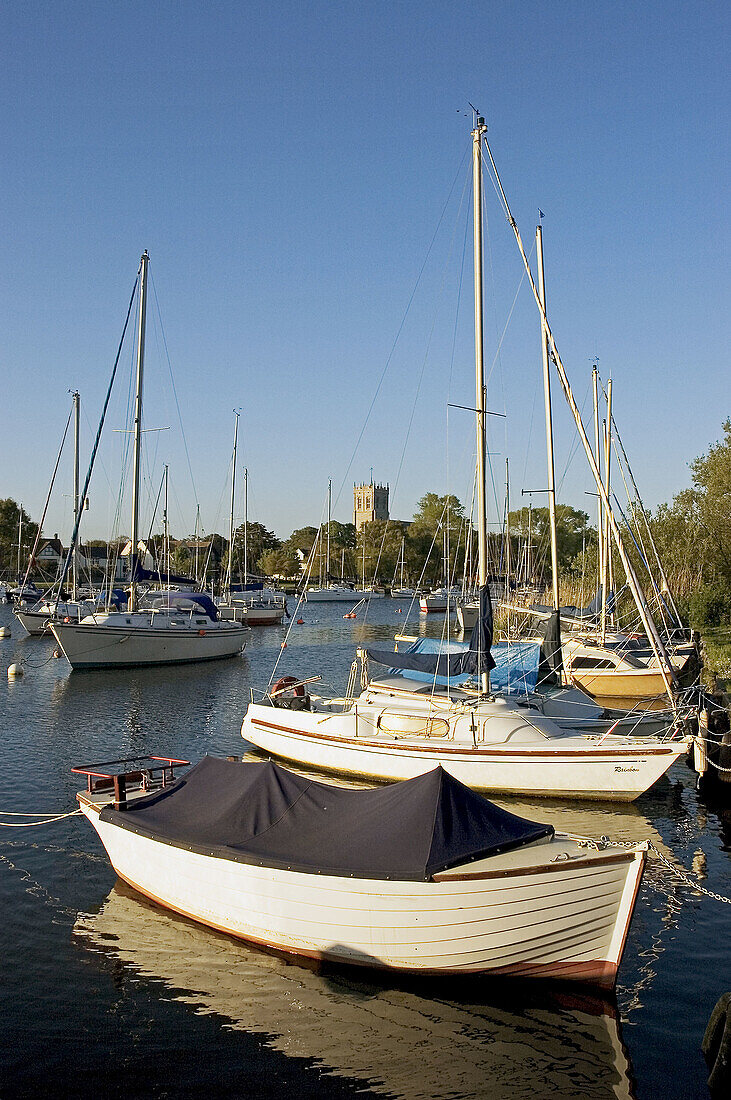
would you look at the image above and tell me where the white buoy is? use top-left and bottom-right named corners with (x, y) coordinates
top-left (0, 626), bottom-right (10, 638)
top-left (7, 663), bottom-right (24, 679)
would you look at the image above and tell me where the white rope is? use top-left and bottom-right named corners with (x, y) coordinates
top-left (0, 809), bottom-right (81, 827)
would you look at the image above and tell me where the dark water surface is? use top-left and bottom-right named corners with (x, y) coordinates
top-left (1, 597), bottom-right (730, 1099)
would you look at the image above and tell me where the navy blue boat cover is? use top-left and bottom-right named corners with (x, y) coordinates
top-left (99, 757), bottom-right (553, 881)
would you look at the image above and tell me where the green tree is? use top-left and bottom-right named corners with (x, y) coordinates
top-left (410, 493), bottom-right (470, 587)
top-left (0, 499), bottom-right (39, 578)
top-left (223, 522), bottom-right (280, 579)
top-left (509, 504), bottom-right (593, 580)
top-left (260, 545), bottom-right (302, 579)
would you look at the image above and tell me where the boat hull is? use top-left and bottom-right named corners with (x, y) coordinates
top-left (241, 704), bottom-right (687, 801)
top-left (80, 800), bottom-right (645, 988)
top-left (14, 609), bottom-right (52, 636)
top-left (51, 620), bottom-right (248, 669)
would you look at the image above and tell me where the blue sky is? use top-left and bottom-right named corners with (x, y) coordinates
top-left (1, 1), bottom-right (728, 545)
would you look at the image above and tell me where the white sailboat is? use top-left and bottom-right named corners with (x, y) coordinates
top-left (15, 391), bottom-right (96, 636)
top-left (305, 480), bottom-right (373, 602)
top-left (51, 252), bottom-right (249, 669)
top-left (241, 118), bottom-right (689, 801)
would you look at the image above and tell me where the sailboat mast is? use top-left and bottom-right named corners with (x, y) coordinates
top-left (243, 467), bottom-right (248, 585)
top-left (227, 411), bottom-right (240, 596)
top-left (71, 390), bottom-right (80, 601)
top-left (602, 379), bottom-right (613, 638)
top-left (163, 464), bottom-right (170, 584)
top-left (327, 479), bottom-right (331, 581)
top-left (592, 366), bottom-right (605, 620)
top-left (128, 250), bottom-right (149, 613)
top-left (535, 227), bottom-right (560, 612)
top-left (505, 458), bottom-right (510, 593)
top-left (472, 115), bottom-right (490, 694)
top-left (480, 137), bottom-right (677, 695)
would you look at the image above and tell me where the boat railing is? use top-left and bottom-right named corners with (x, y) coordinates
top-left (72, 755), bottom-right (190, 808)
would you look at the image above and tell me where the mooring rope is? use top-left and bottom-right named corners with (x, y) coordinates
top-left (0, 809), bottom-right (82, 828)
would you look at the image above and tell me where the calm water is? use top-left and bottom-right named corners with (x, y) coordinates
top-left (1, 597), bottom-right (730, 1099)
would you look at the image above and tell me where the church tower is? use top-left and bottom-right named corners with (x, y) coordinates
top-left (353, 480), bottom-right (389, 530)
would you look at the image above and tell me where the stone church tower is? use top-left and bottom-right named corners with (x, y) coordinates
top-left (353, 480), bottom-right (389, 530)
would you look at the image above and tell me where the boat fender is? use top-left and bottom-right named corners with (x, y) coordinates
top-left (702, 992), bottom-right (731, 1095)
top-left (198, 629), bottom-right (206, 636)
top-left (7, 663), bottom-right (24, 679)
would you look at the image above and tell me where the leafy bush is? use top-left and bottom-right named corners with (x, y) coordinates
top-left (688, 582), bottom-right (731, 629)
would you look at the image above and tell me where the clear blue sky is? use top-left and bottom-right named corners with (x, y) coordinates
top-left (1, 1), bottom-right (728, 545)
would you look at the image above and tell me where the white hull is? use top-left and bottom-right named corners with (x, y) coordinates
top-left (305, 587), bottom-right (384, 602)
top-left (75, 882), bottom-right (637, 1100)
top-left (241, 701), bottom-right (687, 801)
top-left (14, 599), bottom-right (95, 636)
top-left (80, 797), bottom-right (646, 988)
top-left (51, 614), bottom-right (248, 669)
top-left (14, 609), bottom-right (53, 636)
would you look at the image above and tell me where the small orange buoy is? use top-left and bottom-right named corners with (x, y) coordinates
top-left (281, 641), bottom-right (287, 648)
top-left (296, 618), bottom-right (304, 625)
top-left (198, 629), bottom-right (206, 636)
top-left (52, 648), bottom-right (62, 659)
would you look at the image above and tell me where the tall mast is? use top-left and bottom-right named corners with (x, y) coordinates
top-left (505, 458), bottom-right (510, 593)
top-left (243, 467), bottom-right (248, 585)
top-left (163, 464), bottom-right (170, 584)
top-left (327, 479), bottom-right (332, 581)
top-left (226, 410), bottom-right (239, 596)
top-left (535, 227), bottom-right (560, 612)
top-left (601, 379), bottom-right (613, 641)
top-left (71, 390), bottom-right (80, 600)
top-left (480, 136), bottom-right (677, 696)
top-left (472, 114), bottom-right (490, 694)
top-left (17, 506), bottom-right (22, 580)
top-left (128, 250), bottom-right (149, 613)
top-left (194, 505), bottom-right (200, 585)
top-left (592, 365), bottom-right (604, 616)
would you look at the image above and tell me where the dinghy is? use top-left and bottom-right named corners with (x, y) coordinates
top-left (74, 754), bottom-right (647, 989)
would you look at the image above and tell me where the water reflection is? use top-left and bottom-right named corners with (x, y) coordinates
top-left (75, 882), bottom-right (638, 1100)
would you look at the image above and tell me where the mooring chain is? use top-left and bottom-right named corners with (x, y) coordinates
top-left (579, 836), bottom-right (731, 905)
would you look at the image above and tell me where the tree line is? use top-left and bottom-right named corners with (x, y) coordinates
top-left (3, 418), bottom-right (731, 623)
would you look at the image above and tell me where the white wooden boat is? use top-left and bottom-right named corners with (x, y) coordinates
top-left (76, 880), bottom-right (638, 1098)
top-left (74, 755), bottom-right (648, 988)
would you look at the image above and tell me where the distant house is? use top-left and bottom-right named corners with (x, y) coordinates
top-left (119, 539), bottom-right (155, 575)
top-left (34, 537), bottom-right (64, 572)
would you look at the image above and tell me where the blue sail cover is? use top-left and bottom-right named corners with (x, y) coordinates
top-left (370, 636), bottom-right (545, 695)
top-left (131, 561), bottom-right (198, 586)
top-left (366, 584), bottom-right (496, 682)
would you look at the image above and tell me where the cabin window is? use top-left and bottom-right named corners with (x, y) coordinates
top-left (572, 657), bottom-right (615, 669)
